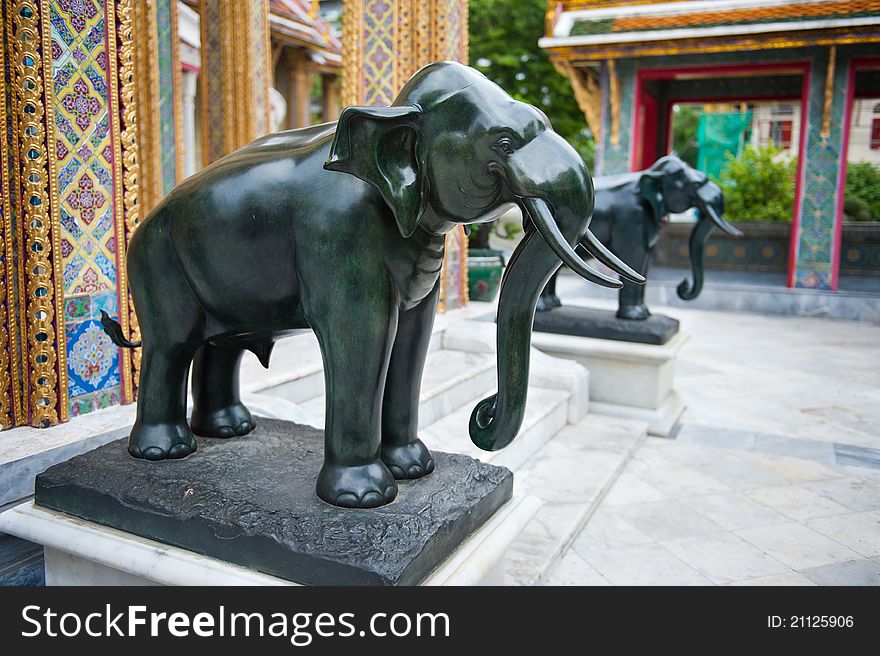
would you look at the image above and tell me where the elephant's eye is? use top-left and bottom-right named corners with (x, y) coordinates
top-left (494, 137), bottom-right (515, 157)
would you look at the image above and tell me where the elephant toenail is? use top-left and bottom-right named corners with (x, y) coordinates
top-left (237, 421), bottom-right (253, 435)
top-left (383, 485), bottom-right (397, 501)
top-left (360, 492), bottom-right (383, 508)
top-left (407, 465), bottom-right (424, 478)
top-left (128, 445), bottom-right (142, 458)
top-left (425, 459), bottom-right (435, 474)
top-left (387, 464), bottom-right (405, 479)
top-left (143, 447), bottom-right (166, 461)
top-left (334, 493), bottom-right (359, 508)
top-left (168, 444), bottom-right (192, 459)
top-left (216, 426), bottom-right (234, 438)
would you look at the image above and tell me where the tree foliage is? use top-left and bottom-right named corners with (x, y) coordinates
top-left (844, 161), bottom-right (880, 222)
top-left (468, 0), bottom-right (594, 165)
top-left (718, 144), bottom-right (796, 223)
top-left (670, 105), bottom-right (700, 169)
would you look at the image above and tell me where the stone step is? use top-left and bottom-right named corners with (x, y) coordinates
top-left (502, 413), bottom-right (647, 586)
top-left (420, 385), bottom-right (571, 474)
top-left (297, 348), bottom-right (497, 430)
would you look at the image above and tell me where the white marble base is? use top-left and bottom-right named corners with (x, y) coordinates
top-left (531, 331), bottom-right (689, 437)
top-left (0, 496), bottom-right (540, 586)
top-left (590, 390), bottom-right (685, 439)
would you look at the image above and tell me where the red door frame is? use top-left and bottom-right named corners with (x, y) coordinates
top-left (833, 57), bottom-right (880, 289)
top-left (631, 62), bottom-right (811, 288)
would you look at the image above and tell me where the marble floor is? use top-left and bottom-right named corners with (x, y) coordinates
top-left (543, 278), bottom-right (880, 586)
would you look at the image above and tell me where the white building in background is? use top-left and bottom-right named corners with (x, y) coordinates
top-left (847, 98), bottom-right (880, 165)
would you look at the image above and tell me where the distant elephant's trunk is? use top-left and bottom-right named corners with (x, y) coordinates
top-left (677, 214), bottom-right (714, 300)
top-left (678, 184), bottom-right (740, 300)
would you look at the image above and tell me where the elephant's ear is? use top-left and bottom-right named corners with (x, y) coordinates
top-left (636, 170), bottom-right (667, 224)
top-left (325, 105), bottom-right (425, 238)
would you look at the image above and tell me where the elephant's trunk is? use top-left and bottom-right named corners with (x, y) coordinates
top-left (469, 195), bottom-right (641, 451)
top-left (469, 228), bottom-right (561, 451)
top-left (677, 210), bottom-right (715, 300)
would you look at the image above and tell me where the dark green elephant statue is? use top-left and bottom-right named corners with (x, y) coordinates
top-left (102, 61), bottom-right (642, 508)
top-left (538, 154), bottom-right (742, 320)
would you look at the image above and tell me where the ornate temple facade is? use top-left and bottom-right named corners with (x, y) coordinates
top-left (0, 0), bottom-right (469, 429)
top-left (542, 0), bottom-right (880, 291)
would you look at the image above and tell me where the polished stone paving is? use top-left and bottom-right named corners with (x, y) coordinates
top-left (544, 279), bottom-right (880, 586)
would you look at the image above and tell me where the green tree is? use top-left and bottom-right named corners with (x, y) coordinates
top-left (844, 161), bottom-right (880, 222)
top-left (671, 105), bottom-right (700, 169)
top-left (718, 144), bottom-right (796, 223)
top-left (468, 0), bottom-right (594, 165)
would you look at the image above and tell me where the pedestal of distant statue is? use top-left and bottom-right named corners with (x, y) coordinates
top-left (0, 418), bottom-right (538, 586)
top-left (532, 307), bottom-right (687, 437)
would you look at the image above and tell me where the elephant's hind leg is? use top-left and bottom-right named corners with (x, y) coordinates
top-left (190, 344), bottom-right (255, 438)
top-left (129, 341), bottom-right (199, 460)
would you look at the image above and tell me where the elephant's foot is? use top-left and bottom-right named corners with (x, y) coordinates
top-left (616, 304), bottom-right (651, 321)
top-left (381, 439), bottom-right (436, 480)
top-left (128, 422), bottom-right (196, 460)
top-left (316, 461), bottom-right (398, 508)
top-left (190, 403), bottom-right (255, 438)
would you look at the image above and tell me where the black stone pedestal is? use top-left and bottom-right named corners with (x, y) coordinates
top-left (533, 306), bottom-right (680, 345)
top-left (34, 418), bottom-right (512, 586)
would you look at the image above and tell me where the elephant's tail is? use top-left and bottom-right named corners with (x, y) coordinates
top-left (100, 310), bottom-right (142, 348)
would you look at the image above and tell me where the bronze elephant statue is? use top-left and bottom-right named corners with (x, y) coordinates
top-left (102, 62), bottom-right (643, 508)
top-left (538, 154), bottom-right (741, 319)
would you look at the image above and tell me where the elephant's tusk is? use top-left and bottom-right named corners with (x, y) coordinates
top-left (523, 197), bottom-right (623, 289)
top-left (578, 230), bottom-right (646, 283)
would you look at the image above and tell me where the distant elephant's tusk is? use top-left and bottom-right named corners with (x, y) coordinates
top-left (578, 230), bottom-right (646, 284)
top-left (704, 203), bottom-right (742, 237)
top-left (522, 197), bottom-right (623, 289)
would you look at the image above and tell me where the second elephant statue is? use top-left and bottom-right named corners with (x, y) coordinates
top-left (102, 62), bottom-right (643, 509)
top-left (538, 155), bottom-right (742, 320)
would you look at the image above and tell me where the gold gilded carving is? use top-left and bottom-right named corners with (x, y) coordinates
top-left (0, 18), bottom-right (14, 429)
top-left (822, 45), bottom-right (836, 140)
top-left (106, 0), bottom-right (134, 400)
top-left (554, 59), bottom-right (601, 140)
top-left (133, 0), bottom-right (163, 212)
top-left (608, 59), bottom-right (620, 146)
top-left (13, 0), bottom-right (64, 426)
top-left (548, 29), bottom-right (880, 62)
top-left (117, 0), bottom-right (143, 395)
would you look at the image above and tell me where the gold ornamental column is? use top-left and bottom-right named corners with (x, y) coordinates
top-left (341, 0), bottom-right (470, 311)
top-left (199, 0), bottom-right (273, 165)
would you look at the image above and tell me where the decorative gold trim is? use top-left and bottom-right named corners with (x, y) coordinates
top-left (105, 0), bottom-right (133, 402)
top-left (0, 14), bottom-right (13, 430)
top-left (117, 0), bottom-right (143, 395)
top-left (7, 3), bottom-right (27, 426)
top-left (547, 29), bottom-right (880, 62)
top-left (170, 0), bottom-right (185, 183)
top-left (41, 0), bottom-right (68, 422)
top-left (133, 0), bottom-right (163, 212)
top-left (555, 59), bottom-right (601, 140)
top-left (341, 0), bottom-right (363, 108)
top-left (13, 0), bottom-right (63, 426)
top-left (821, 45), bottom-right (836, 140)
top-left (608, 59), bottom-right (620, 146)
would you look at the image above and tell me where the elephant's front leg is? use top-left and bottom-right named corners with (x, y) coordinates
top-left (380, 282), bottom-right (439, 479)
top-left (311, 292), bottom-right (399, 508)
top-left (616, 248), bottom-right (652, 320)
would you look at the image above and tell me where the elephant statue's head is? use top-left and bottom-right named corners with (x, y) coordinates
top-left (636, 155), bottom-right (742, 301)
top-left (325, 61), bottom-right (643, 451)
